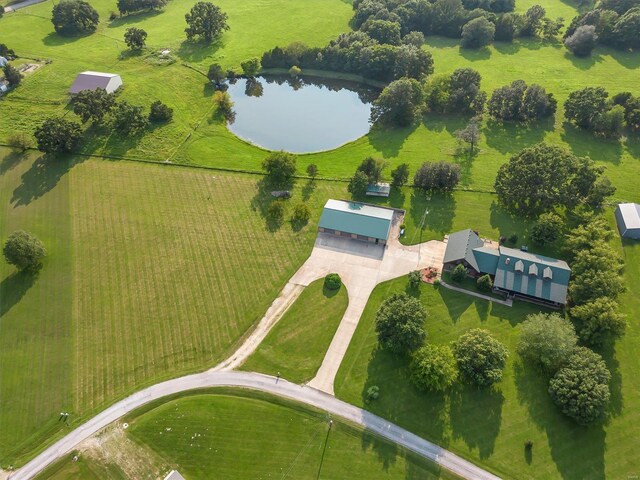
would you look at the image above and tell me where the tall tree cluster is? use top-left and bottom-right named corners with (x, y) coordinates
top-left (487, 80), bottom-right (556, 122)
top-left (51, 0), bottom-right (99, 35)
top-left (261, 33), bottom-right (434, 83)
top-left (564, 218), bottom-right (626, 346)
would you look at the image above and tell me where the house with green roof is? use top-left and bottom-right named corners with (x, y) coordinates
top-left (443, 229), bottom-right (571, 306)
top-left (318, 199), bottom-right (394, 245)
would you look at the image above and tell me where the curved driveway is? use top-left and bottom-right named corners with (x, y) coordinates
top-left (10, 371), bottom-right (500, 480)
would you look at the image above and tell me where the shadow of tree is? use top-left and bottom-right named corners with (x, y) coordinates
top-left (11, 154), bottom-right (80, 207)
top-left (42, 31), bottom-right (89, 46)
top-left (437, 285), bottom-right (474, 323)
top-left (176, 39), bottom-right (223, 63)
top-left (250, 177), bottom-right (293, 231)
top-left (0, 151), bottom-right (26, 175)
top-left (483, 118), bottom-right (554, 155)
top-left (368, 123), bottom-right (417, 159)
top-left (409, 191), bottom-right (456, 239)
top-left (458, 46), bottom-right (492, 61)
top-left (493, 41), bottom-right (521, 55)
top-left (0, 269), bottom-right (38, 317)
top-left (449, 384), bottom-right (504, 459)
top-left (361, 429), bottom-right (398, 471)
top-left (560, 123), bottom-right (623, 165)
top-left (301, 179), bottom-right (316, 201)
top-left (513, 361), bottom-right (607, 480)
top-left (360, 346), bottom-right (450, 444)
top-left (563, 51), bottom-right (605, 70)
top-left (107, 9), bottom-right (163, 28)
top-left (596, 342), bottom-right (623, 418)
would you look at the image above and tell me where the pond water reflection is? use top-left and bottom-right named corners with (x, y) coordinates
top-left (225, 76), bottom-right (378, 153)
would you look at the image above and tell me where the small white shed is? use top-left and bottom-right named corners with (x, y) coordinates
top-left (615, 203), bottom-right (640, 240)
top-left (69, 71), bottom-right (122, 94)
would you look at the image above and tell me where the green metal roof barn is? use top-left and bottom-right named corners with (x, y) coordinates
top-left (318, 199), bottom-right (394, 241)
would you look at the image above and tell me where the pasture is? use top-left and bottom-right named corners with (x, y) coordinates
top-left (334, 211), bottom-right (640, 479)
top-left (1, 0), bottom-right (638, 201)
top-left (0, 148), bottom-right (345, 465)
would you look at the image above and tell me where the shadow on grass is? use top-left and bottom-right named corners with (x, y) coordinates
top-left (483, 118), bottom-right (554, 155)
top-left (409, 191), bottom-right (456, 239)
top-left (437, 284), bottom-right (474, 323)
top-left (560, 123), bottom-right (623, 164)
top-left (563, 51), bottom-right (605, 70)
top-left (250, 177), bottom-right (294, 232)
top-left (449, 384), bottom-right (504, 459)
top-left (11, 154), bottom-right (81, 207)
top-left (360, 346), bottom-right (449, 444)
top-left (493, 41), bottom-right (521, 55)
top-left (458, 46), bottom-right (492, 61)
top-left (322, 285), bottom-right (340, 299)
top-left (513, 361), bottom-right (606, 480)
top-left (81, 125), bottom-right (144, 157)
top-left (0, 269), bottom-right (38, 317)
top-left (0, 151), bottom-right (26, 175)
top-left (42, 31), bottom-right (90, 46)
top-left (368, 123), bottom-right (417, 158)
top-left (107, 9), bottom-right (164, 28)
top-left (597, 342), bottom-right (623, 417)
top-left (361, 431), bottom-right (398, 471)
top-left (301, 179), bottom-right (316, 201)
top-left (177, 39), bottom-right (223, 63)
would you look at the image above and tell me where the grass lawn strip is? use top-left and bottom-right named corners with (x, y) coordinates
top-left (241, 278), bottom-right (349, 383)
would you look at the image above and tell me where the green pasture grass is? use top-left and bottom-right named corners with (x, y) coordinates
top-left (242, 278), bottom-right (349, 383)
top-left (334, 207), bottom-right (640, 479)
top-left (0, 147), bottom-right (347, 465)
top-left (0, 0), bottom-right (638, 201)
top-left (124, 389), bottom-right (458, 479)
top-left (36, 453), bottom-right (128, 480)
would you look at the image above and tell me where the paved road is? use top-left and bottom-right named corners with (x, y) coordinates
top-left (3, 0), bottom-right (46, 12)
top-left (8, 371), bottom-right (500, 480)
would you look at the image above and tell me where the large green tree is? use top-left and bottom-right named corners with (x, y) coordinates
top-left (34, 117), bottom-right (82, 154)
top-left (262, 151), bottom-right (297, 186)
top-left (185, 2), bottom-right (230, 42)
top-left (3, 231), bottom-right (47, 271)
top-left (3, 64), bottom-right (22, 86)
top-left (362, 19), bottom-right (402, 45)
top-left (72, 89), bottom-right (116, 124)
top-left (517, 313), bottom-right (577, 372)
top-left (564, 87), bottom-right (609, 129)
top-left (461, 17), bottom-right (495, 48)
top-left (124, 27), bottom-right (148, 50)
top-left (411, 344), bottom-right (458, 391)
top-left (370, 77), bottom-right (424, 127)
top-left (494, 143), bottom-right (612, 216)
top-left (112, 101), bottom-right (148, 136)
top-left (548, 347), bottom-right (611, 424)
top-left (453, 329), bottom-right (509, 387)
top-left (570, 297), bottom-right (626, 345)
top-left (530, 212), bottom-right (564, 246)
top-left (375, 293), bottom-right (427, 355)
top-left (51, 0), bottom-right (99, 35)
top-left (413, 161), bottom-right (461, 192)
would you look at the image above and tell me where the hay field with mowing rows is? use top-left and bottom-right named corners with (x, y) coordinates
top-left (0, 148), bottom-right (345, 465)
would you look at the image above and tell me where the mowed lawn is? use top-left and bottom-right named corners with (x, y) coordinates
top-left (334, 208), bottom-right (640, 479)
top-left (124, 390), bottom-right (458, 479)
top-left (242, 278), bottom-right (349, 383)
top-left (0, 148), bottom-right (346, 465)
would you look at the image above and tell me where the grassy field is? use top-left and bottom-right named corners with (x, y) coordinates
top-left (125, 390), bottom-right (458, 479)
top-left (37, 389), bottom-right (460, 479)
top-left (0, 148), bottom-right (346, 465)
top-left (334, 207), bottom-right (640, 479)
top-left (1, 0), bottom-right (639, 202)
top-left (242, 278), bottom-right (349, 383)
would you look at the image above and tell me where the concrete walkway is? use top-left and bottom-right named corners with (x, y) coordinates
top-left (308, 214), bottom-right (446, 394)
top-left (439, 279), bottom-right (513, 306)
top-left (8, 371), bottom-right (500, 480)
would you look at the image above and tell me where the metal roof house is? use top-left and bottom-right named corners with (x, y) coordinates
top-left (318, 199), bottom-right (394, 245)
top-left (615, 203), bottom-right (640, 239)
top-left (443, 229), bottom-right (571, 306)
top-left (69, 71), bottom-right (122, 94)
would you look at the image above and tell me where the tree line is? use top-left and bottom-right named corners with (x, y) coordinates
top-left (352, 0), bottom-right (564, 49)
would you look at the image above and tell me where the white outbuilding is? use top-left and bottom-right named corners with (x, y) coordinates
top-left (615, 203), bottom-right (640, 240)
top-left (69, 71), bottom-right (122, 94)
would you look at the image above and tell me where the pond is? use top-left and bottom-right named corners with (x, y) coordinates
top-left (225, 76), bottom-right (378, 154)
